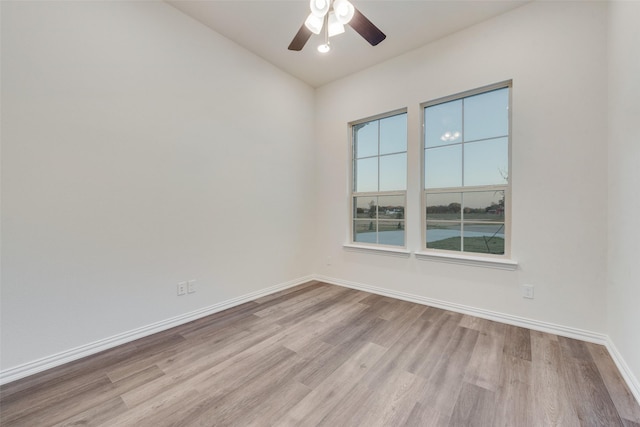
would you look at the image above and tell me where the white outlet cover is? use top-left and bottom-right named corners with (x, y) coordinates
top-left (177, 282), bottom-right (187, 296)
top-left (187, 280), bottom-right (196, 293)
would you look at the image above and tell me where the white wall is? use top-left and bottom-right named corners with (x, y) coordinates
top-left (315, 2), bottom-right (609, 333)
top-left (607, 1), bottom-right (640, 395)
top-left (0, 1), bottom-right (315, 370)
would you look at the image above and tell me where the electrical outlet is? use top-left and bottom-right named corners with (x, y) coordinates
top-left (187, 280), bottom-right (196, 294)
top-left (326, 256), bottom-right (332, 266)
top-left (177, 282), bottom-right (187, 296)
top-left (522, 284), bottom-right (534, 299)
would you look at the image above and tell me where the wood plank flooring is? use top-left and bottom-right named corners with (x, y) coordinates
top-left (1, 281), bottom-right (639, 426)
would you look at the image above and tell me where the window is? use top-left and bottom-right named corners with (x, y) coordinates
top-left (351, 111), bottom-right (407, 247)
top-left (423, 83), bottom-right (510, 256)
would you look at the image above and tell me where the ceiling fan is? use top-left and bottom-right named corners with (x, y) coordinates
top-left (288, 0), bottom-right (386, 53)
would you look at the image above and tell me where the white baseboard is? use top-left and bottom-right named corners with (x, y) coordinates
top-left (0, 275), bottom-right (314, 386)
top-left (605, 338), bottom-right (640, 405)
top-left (315, 274), bottom-right (640, 406)
top-left (315, 275), bottom-right (608, 343)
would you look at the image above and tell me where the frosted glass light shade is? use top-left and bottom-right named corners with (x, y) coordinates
top-left (309, 0), bottom-right (330, 18)
top-left (328, 12), bottom-right (345, 37)
top-left (304, 13), bottom-right (323, 34)
top-left (333, 0), bottom-right (354, 24)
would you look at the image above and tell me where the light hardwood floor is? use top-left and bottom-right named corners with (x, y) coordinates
top-left (1, 281), bottom-right (639, 426)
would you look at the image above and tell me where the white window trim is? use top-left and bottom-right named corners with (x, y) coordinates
top-left (414, 250), bottom-right (518, 270)
top-left (341, 244), bottom-right (516, 267)
top-left (342, 243), bottom-right (412, 258)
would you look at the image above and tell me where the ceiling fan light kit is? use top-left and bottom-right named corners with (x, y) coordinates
top-left (288, 0), bottom-right (386, 52)
top-left (327, 12), bottom-right (345, 37)
top-left (317, 43), bottom-right (331, 53)
top-left (304, 13), bottom-right (324, 35)
top-left (333, 0), bottom-right (355, 24)
top-left (310, 0), bottom-right (330, 18)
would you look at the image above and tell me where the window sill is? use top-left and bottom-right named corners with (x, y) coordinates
top-left (414, 251), bottom-right (518, 270)
top-left (343, 244), bottom-right (412, 258)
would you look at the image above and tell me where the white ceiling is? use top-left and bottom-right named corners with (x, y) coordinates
top-left (167, 0), bottom-right (530, 87)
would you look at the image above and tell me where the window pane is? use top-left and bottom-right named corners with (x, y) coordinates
top-left (464, 137), bottom-right (508, 187)
top-left (426, 192), bottom-right (462, 221)
top-left (355, 157), bottom-right (378, 192)
top-left (464, 138), bottom-right (509, 187)
top-left (426, 222), bottom-right (461, 251)
top-left (464, 88), bottom-right (509, 142)
top-left (378, 195), bottom-right (405, 220)
top-left (425, 145), bottom-right (462, 189)
top-left (425, 100), bottom-right (462, 148)
top-left (354, 220), bottom-right (377, 244)
top-left (354, 121), bottom-right (378, 158)
top-left (378, 221), bottom-right (405, 246)
top-left (463, 223), bottom-right (505, 254)
top-left (379, 153), bottom-right (406, 191)
top-left (380, 113), bottom-right (407, 155)
top-left (354, 196), bottom-right (378, 219)
top-left (463, 191), bottom-right (505, 221)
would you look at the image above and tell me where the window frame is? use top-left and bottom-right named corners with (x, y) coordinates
top-left (349, 108), bottom-right (408, 249)
top-left (421, 81), bottom-right (512, 259)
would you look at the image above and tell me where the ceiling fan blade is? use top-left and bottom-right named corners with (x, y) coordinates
top-left (288, 23), bottom-right (313, 51)
top-left (348, 7), bottom-right (386, 46)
